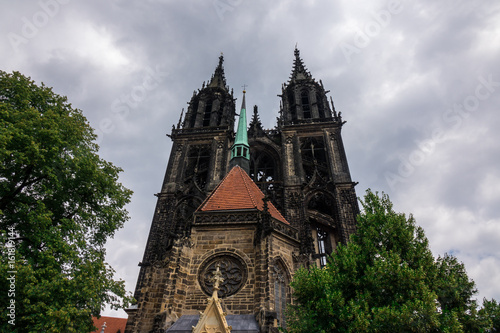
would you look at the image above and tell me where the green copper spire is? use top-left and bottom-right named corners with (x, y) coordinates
top-left (234, 90), bottom-right (249, 148)
top-left (230, 89), bottom-right (250, 173)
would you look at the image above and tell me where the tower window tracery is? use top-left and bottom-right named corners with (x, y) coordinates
top-left (301, 90), bottom-right (311, 119)
top-left (185, 145), bottom-right (211, 190)
top-left (316, 92), bottom-right (326, 119)
top-left (301, 137), bottom-right (329, 182)
top-left (316, 226), bottom-right (330, 267)
top-left (272, 263), bottom-right (288, 328)
top-left (188, 100), bottom-right (199, 128)
top-left (202, 100), bottom-right (213, 127)
top-left (287, 89), bottom-right (297, 123)
top-left (308, 192), bottom-right (333, 216)
top-left (250, 152), bottom-right (276, 190)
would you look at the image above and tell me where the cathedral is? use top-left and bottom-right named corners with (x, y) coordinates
top-left (124, 48), bottom-right (359, 333)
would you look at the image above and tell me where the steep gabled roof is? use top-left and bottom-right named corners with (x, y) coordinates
top-left (197, 166), bottom-right (288, 225)
top-left (91, 316), bottom-right (127, 333)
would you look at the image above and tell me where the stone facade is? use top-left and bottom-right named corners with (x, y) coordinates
top-left (125, 49), bottom-right (359, 333)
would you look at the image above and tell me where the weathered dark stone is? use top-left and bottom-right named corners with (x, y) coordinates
top-left (125, 50), bottom-right (359, 333)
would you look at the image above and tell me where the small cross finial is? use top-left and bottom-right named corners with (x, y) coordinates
top-left (242, 84), bottom-right (247, 93)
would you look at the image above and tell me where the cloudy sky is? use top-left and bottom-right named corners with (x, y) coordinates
top-left (2, 0), bottom-right (500, 317)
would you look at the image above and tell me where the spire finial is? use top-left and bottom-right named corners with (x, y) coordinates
top-left (290, 46), bottom-right (311, 81)
top-left (207, 53), bottom-right (227, 89)
top-left (218, 52), bottom-right (224, 66)
top-left (241, 85), bottom-right (247, 109)
top-left (294, 44), bottom-right (300, 58)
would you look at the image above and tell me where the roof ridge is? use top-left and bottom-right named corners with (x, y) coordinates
top-left (270, 203), bottom-right (287, 224)
top-left (196, 168), bottom-right (232, 211)
top-left (196, 166), bottom-right (289, 225)
top-left (237, 166), bottom-right (259, 209)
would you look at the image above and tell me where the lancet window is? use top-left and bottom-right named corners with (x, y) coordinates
top-left (301, 137), bottom-right (329, 182)
top-left (301, 90), bottom-right (311, 119)
top-left (273, 263), bottom-right (287, 328)
top-left (185, 145), bottom-right (211, 190)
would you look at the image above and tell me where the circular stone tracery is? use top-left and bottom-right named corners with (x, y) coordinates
top-left (198, 253), bottom-right (248, 298)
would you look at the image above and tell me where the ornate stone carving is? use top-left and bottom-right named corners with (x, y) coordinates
top-left (292, 252), bottom-right (311, 267)
top-left (198, 254), bottom-right (248, 298)
top-left (270, 219), bottom-right (299, 240)
top-left (195, 212), bottom-right (260, 224)
top-left (288, 191), bottom-right (302, 209)
top-left (173, 236), bottom-right (194, 248)
top-left (152, 257), bottom-right (170, 269)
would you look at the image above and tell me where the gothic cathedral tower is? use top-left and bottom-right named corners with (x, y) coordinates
top-left (125, 49), bottom-right (359, 333)
top-left (248, 48), bottom-right (358, 266)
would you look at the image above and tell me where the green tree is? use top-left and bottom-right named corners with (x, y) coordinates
top-left (287, 190), bottom-right (496, 332)
top-left (0, 71), bottom-right (133, 332)
top-left (479, 299), bottom-right (500, 332)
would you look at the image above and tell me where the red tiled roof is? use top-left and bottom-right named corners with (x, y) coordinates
top-left (91, 316), bottom-right (127, 333)
top-left (197, 166), bottom-right (288, 224)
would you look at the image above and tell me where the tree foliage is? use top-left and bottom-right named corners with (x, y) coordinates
top-left (0, 71), bottom-right (133, 332)
top-left (287, 190), bottom-right (499, 333)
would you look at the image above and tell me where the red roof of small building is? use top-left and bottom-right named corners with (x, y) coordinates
top-left (91, 316), bottom-right (127, 333)
top-left (197, 165), bottom-right (288, 224)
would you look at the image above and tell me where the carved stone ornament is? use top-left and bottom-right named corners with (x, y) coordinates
top-left (198, 254), bottom-right (248, 298)
top-left (152, 258), bottom-right (170, 269)
top-left (292, 252), bottom-right (311, 267)
top-left (288, 191), bottom-right (302, 209)
top-left (285, 136), bottom-right (293, 144)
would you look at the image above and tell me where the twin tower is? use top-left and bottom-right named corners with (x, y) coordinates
top-left (125, 48), bottom-right (359, 333)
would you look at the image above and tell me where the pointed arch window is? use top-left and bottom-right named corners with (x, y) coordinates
top-left (249, 148), bottom-right (282, 211)
top-left (202, 101), bottom-right (213, 127)
top-left (309, 216), bottom-right (339, 268)
top-left (301, 90), bottom-right (311, 119)
top-left (308, 192), bottom-right (333, 216)
top-left (287, 89), bottom-right (297, 123)
top-left (316, 226), bottom-right (330, 267)
top-left (273, 263), bottom-right (287, 328)
top-left (250, 152), bottom-right (276, 191)
top-left (301, 137), bottom-right (329, 182)
top-left (189, 99), bottom-right (199, 128)
top-left (316, 92), bottom-right (326, 119)
top-left (185, 145), bottom-right (211, 190)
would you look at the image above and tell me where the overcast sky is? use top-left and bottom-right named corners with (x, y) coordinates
top-left (2, 0), bottom-right (500, 318)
